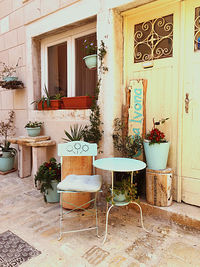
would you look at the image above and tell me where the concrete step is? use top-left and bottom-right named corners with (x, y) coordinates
top-left (130, 200), bottom-right (200, 231)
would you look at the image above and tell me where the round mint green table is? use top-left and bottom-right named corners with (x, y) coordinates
top-left (93, 157), bottom-right (148, 244)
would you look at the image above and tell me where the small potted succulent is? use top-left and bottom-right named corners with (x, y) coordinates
top-left (83, 39), bottom-right (97, 69)
top-left (143, 118), bottom-right (170, 170)
top-left (34, 158), bottom-right (61, 203)
top-left (25, 121), bottom-right (43, 137)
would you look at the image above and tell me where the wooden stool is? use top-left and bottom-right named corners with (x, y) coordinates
top-left (8, 136), bottom-right (55, 179)
top-left (146, 168), bottom-right (173, 207)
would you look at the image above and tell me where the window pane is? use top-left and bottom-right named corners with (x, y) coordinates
top-left (194, 7), bottom-right (200, 51)
top-left (75, 33), bottom-right (97, 96)
top-left (48, 42), bottom-right (67, 97)
top-left (134, 14), bottom-right (173, 62)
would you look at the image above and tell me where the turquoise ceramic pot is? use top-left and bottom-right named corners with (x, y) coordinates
top-left (83, 54), bottom-right (97, 69)
top-left (3, 77), bottom-right (18, 82)
top-left (143, 140), bottom-right (170, 170)
top-left (26, 127), bottom-right (41, 137)
top-left (0, 156), bottom-right (14, 172)
top-left (45, 180), bottom-right (60, 203)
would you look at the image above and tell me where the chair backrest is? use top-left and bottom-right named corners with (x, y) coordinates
top-left (58, 141), bottom-right (97, 157)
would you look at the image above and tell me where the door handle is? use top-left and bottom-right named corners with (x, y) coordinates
top-left (185, 93), bottom-right (190, 113)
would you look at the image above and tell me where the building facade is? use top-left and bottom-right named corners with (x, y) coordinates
top-left (0, 0), bottom-right (200, 206)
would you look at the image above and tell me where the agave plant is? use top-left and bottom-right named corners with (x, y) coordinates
top-left (63, 124), bottom-right (84, 142)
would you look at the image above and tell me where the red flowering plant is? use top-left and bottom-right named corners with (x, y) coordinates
top-left (146, 118), bottom-right (169, 145)
top-left (34, 158), bottom-right (61, 202)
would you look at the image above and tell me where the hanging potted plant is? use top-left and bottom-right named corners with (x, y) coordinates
top-left (83, 39), bottom-right (97, 69)
top-left (0, 58), bottom-right (24, 89)
top-left (143, 118), bottom-right (170, 170)
top-left (34, 158), bottom-right (61, 203)
top-left (25, 121), bottom-right (43, 137)
top-left (0, 111), bottom-right (17, 172)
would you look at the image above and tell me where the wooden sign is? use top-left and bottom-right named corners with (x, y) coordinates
top-left (128, 79), bottom-right (147, 158)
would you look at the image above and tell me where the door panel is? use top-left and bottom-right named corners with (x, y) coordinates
top-left (182, 0), bottom-right (200, 206)
top-left (124, 2), bottom-right (180, 178)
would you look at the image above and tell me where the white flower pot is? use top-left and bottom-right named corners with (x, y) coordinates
top-left (26, 127), bottom-right (41, 137)
top-left (83, 54), bottom-right (97, 69)
top-left (143, 140), bottom-right (170, 170)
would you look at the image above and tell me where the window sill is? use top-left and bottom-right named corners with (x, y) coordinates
top-left (30, 109), bottom-right (91, 122)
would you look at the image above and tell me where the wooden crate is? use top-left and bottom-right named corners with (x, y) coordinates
top-left (146, 168), bottom-right (173, 207)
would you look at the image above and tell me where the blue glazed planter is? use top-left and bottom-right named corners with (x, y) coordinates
top-left (3, 77), bottom-right (18, 82)
top-left (45, 180), bottom-right (60, 203)
top-left (83, 54), bottom-right (97, 69)
top-left (0, 156), bottom-right (15, 172)
top-left (26, 127), bottom-right (41, 137)
top-left (143, 140), bottom-right (170, 170)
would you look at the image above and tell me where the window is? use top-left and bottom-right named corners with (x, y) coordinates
top-left (41, 27), bottom-right (97, 98)
top-left (194, 7), bottom-right (200, 51)
top-left (134, 14), bottom-right (173, 63)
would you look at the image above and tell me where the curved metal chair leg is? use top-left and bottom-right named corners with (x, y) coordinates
top-left (132, 201), bottom-right (149, 233)
top-left (103, 204), bottom-right (114, 244)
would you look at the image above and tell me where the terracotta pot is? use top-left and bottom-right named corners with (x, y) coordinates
top-left (37, 100), bottom-right (61, 110)
top-left (61, 96), bottom-right (94, 109)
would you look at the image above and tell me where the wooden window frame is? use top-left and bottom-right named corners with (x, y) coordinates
top-left (41, 24), bottom-right (96, 97)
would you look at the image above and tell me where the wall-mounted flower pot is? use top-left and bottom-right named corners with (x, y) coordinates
top-left (61, 96), bottom-right (94, 109)
top-left (37, 100), bottom-right (61, 110)
top-left (143, 140), bottom-right (170, 170)
top-left (26, 127), bottom-right (41, 137)
top-left (3, 77), bottom-right (18, 82)
top-left (83, 54), bottom-right (97, 69)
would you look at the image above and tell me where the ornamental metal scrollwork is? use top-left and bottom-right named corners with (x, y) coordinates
top-left (194, 7), bottom-right (200, 51)
top-left (134, 14), bottom-right (173, 63)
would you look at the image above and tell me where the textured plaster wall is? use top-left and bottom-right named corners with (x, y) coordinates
top-left (0, 0), bottom-right (152, 161)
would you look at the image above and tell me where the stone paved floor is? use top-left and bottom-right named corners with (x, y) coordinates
top-left (0, 171), bottom-right (200, 267)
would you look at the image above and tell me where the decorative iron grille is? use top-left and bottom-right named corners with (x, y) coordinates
top-left (134, 14), bottom-right (173, 63)
top-left (194, 7), bottom-right (200, 51)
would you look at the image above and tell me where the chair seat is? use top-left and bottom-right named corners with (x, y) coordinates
top-left (57, 174), bottom-right (102, 192)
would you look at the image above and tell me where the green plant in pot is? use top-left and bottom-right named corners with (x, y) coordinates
top-left (34, 157), bottom-right (61, 203)
top-left (0, 111), bottom-right (17, 172)
top-left (83, 39), bottom-right (97, 69)
top-left (25, 121), bottom-right (43, 137)
top-left (111, 118), bottom-right (143, 199)
top-left (31, 86), bottom-right (62, 110)
top-left (106, 172), bottom-right (139, 204)
top-left (143, 118), bottom-right (170, 170)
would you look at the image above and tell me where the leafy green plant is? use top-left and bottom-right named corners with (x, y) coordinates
top-left (52, 93), bottom-right (63, 100)
top-left (63, 124), bottom-right (84, 142)
top-left (83, 39), bottom-right (97, 56)
top-left (82, 40), bottom-right (108, 146)
top-left (25, 121), bottom-right (43, 128)
top-left (106, 173), bottom-right (139, 204)
top-left (31, 85), bottom-right (51, 109)
top-left (113, 118), bottom-right (143, 158)
top-left (34, 158), bottom-right (61, 202)
top-left (0, 111), bottom-right (17, 156)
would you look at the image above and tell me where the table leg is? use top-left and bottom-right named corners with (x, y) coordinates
top-left (103, 203), bottom-right (114, 244)
top-left (18, 145), bottom-right (31, 178)
top-left (132, 201), bottom-right (149, 233)
top-left (32, 146), bottom-right (47, 180)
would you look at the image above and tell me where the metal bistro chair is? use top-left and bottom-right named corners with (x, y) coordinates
top-left (57, 141), bottom-right (102, 240)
